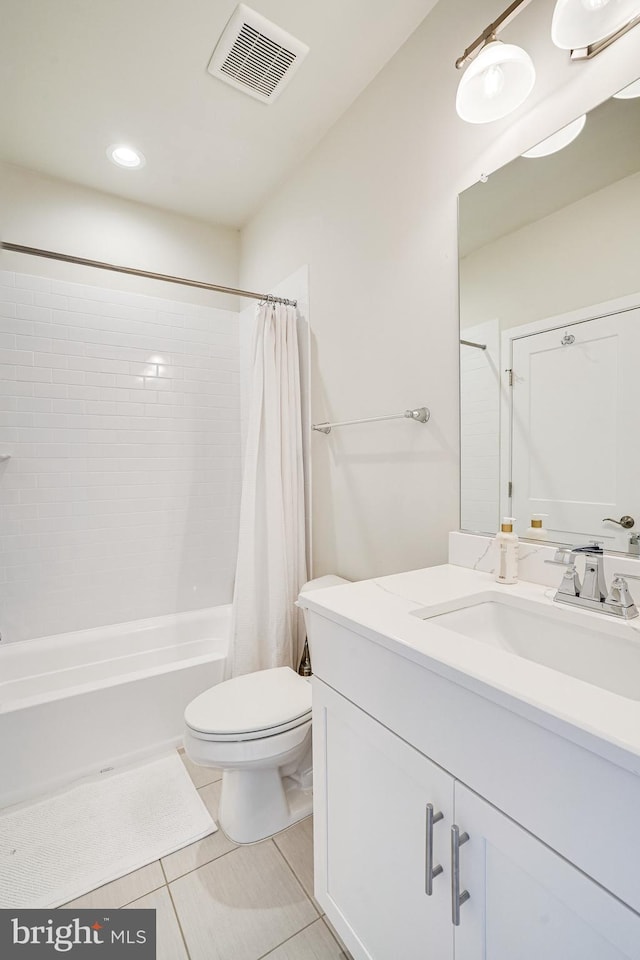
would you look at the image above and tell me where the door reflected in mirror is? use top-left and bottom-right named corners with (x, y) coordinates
top-left (458, 84), bottom-right (640, 553)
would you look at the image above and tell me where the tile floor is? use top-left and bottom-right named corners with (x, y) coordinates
top-left (64, 752), bottom-right (351, 960)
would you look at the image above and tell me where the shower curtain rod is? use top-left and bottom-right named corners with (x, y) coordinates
top-left (1, 242), bottom-right (297, 307)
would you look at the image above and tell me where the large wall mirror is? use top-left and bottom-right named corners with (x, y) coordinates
top-left (459, 79), bottom-right (640, 554)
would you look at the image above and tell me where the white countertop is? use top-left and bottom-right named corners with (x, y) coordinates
top-left (300, 564), bottom-right (640, 775)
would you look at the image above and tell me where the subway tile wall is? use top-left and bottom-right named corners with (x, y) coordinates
top-left (0, 271), bottom-right (241, 643)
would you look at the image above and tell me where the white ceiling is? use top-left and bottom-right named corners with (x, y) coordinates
top-left (0, 0), bottom-right (437, 228)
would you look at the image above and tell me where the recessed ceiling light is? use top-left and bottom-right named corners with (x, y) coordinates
top-left (107, 144), bottom-right (146, 169)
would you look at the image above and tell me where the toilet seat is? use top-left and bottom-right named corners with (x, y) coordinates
top-left (185, 666), bottom-right (312, 743)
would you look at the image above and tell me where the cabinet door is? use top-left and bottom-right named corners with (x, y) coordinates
top-left (313, 678), bottom-right (453, 960)
top-left (453, 783), bottom-right (640, 960)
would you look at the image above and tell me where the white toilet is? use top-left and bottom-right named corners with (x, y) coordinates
top-left (183, 575), bottom-right (349, 843)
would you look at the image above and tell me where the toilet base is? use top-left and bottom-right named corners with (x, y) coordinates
top-left (219, 766), bottom-right (313, 843)
top-left (184, 710), bottom-right (314, 844)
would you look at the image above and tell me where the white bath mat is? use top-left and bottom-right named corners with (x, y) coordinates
top-left (0, 753), bottom-right (217, 908)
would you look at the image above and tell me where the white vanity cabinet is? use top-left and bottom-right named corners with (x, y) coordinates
top-left (313, 676), bottom-right (640, 960)
top-left (453, 783), bottom-right (640, 960)
top-left (313, 678), bottom-right (453, 959)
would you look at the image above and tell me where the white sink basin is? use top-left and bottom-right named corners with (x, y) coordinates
top-left (413, 592), bottom-right (640, 701)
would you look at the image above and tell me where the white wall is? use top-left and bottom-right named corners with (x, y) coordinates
top-left (0, 269), bottom-right (241, 643)
top-left (461, 170), bottom-right (640, 332)
top-left (460, 320), bottom-right (500, 534)
top-left (240, 0), bottom-right (640, 582)
top-left (0, 162), bottom-right (240, 310)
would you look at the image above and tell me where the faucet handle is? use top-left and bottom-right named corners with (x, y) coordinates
top-left (544, 547), bottom-right (574, 566)
top-left (605, 574), bottom-right (640, 619)
top-left (545, 543), bottom-right (604, 564)
top-left (544, 549), bottom-right (583, 595)
top-left (556, 565), bottom-right (582, 597)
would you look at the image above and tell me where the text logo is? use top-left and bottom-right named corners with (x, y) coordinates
top-left (0, 910), bottom-right (156, 958)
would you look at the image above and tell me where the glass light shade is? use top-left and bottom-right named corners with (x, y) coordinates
top-left (522, 114), bottom-right (587, 158)
top-left (107, 144), bottom-right (146, 169)
top-left (551, 0), bottom-right (640, 50)
top-left (613, 77), bottom-right (640, 98)
top-left (456, 41), bottom-right (536, 124)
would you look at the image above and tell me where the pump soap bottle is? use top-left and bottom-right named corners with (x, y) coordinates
top-left (525, 514), bottom-right (548, 540)
top-left (495, 517), bottom-right (518, 584)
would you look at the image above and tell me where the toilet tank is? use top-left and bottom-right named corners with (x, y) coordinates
top-left (298, 575), bottom-right (350, 643)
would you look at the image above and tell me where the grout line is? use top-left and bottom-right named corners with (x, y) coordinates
top-left (165, 876), bottom-right (193, 960)
top-left (270, 840), bottom-right (321, 919)
top-left (162, 839), bottom-right (240, 885)
top-left (119, 876), bottom-right (167, 909)
top-left (160, 836), bottom-right (320, 958)
top-left (272, 836), bottom-right (317, 908)
top-left (195, 776), bottom-right (223, 790)
top-left (322, 917), bottom-right (351, 958)
top-left (255, 917), bottom-right (321, 960)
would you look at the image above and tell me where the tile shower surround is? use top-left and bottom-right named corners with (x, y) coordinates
top-left (0, 271), bottom-right (241, 643)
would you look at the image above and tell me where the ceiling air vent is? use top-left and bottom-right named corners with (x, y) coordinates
top-left (207, 3), bottom-right (309, 104)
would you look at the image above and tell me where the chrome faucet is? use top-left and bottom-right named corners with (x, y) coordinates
top-left (546, 543), bottom-right (639, 620)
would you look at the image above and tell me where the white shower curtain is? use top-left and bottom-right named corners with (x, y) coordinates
top-left (230, 300), bottom-right (307, 677)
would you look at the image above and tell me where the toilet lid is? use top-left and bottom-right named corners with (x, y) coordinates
top-left (185, 666), bottom-right (312, 738)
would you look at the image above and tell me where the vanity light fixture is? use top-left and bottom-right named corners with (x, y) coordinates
top-left (551, 0), bottom-right (640, 59)
top-left (613, 77), bottom-right (640, 98)
top-left (107, 144), bottom-right (146, 169)
top-left (521, 113), bottom-right (586, 157)
top-left (455, 1), bottom-right (536, 124)
top-left (456, 0), bottom-right (640, 124)
top-left (456, 39), bottom-right (536, 123)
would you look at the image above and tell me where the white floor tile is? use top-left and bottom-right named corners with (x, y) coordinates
top-left (63, 861), bottom-right (165, 910)
top-left (261, 918), bottom-right (348, 959)
top-left (161, 780), bottom-right (237, 882)
top-left (179, 749), bottom-right (223, 789)
top-left (170, 840), bottom-right (317, 960)
top-left (274, 816), bottom-right (320, 910)
top-left (125, 885), bottom-right (188, 960)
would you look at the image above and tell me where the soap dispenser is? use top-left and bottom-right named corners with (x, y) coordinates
top-left (495, 517), bottom-right (518, 584)
top-left (525, 514), bottom-right (549, 540)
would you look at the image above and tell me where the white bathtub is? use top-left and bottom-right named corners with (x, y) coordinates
top-left (0, 606), bottom-right (229, 809)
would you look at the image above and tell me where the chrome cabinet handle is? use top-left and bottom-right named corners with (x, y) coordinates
top-left (451, 825), bottom-right (470, 926)
top-left (425, 803), bottom-right (444, 895)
